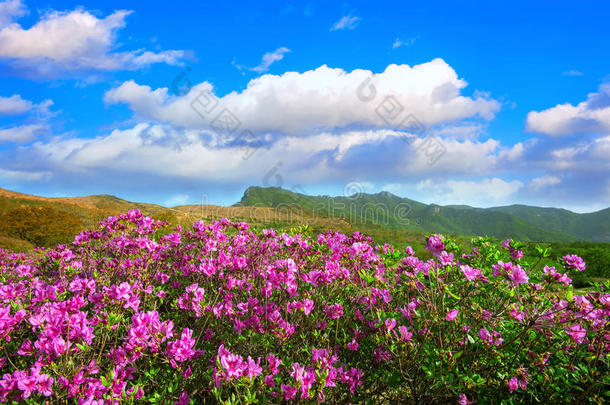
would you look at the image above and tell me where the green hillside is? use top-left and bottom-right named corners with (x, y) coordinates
top-left (237, 186), bottom-right (609, 242)
top-left (487, 205), bottom-right (610, 242)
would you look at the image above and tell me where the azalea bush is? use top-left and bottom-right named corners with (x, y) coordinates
top-left (0, 210), bottom-right (608, 404)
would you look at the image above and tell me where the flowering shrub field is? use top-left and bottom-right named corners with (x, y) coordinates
top-left (0, 210), bottom-right (608, 403)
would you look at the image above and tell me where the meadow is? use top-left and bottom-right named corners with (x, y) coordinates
top-left (0, 210), bottom-right (607, 403)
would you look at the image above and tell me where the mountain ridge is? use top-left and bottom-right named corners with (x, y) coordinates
top-left (237, 186), bottom-right (610, 242)
top-left (1, 186), bottom-right (608, 250)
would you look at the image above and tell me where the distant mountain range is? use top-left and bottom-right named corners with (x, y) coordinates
top-left (237, 186), bottom-right (610, 242)
top-left (0, 186), bottom-right (608, 252)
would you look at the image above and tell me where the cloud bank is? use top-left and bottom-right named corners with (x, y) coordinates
top-left (526, 83), bottom-right (610, 136)
top-left (0, 0), bottom-right (185, 77)
top-left (105, 59), bottom-right (501, 135)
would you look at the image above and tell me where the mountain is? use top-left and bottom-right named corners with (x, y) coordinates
top-left (237, 186), bottom-right (610, 242)
top-left (0, 187), bottom-right (353, 251)
top-left (486, 205), bottom-right (610, 242)
top-left (0, 188), bottom-right (190, 250)
top-left (1, 185), bottom-right (608, 253)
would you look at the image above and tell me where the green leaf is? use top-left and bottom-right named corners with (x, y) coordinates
top-left (566, 286), bottom-right (574, 301)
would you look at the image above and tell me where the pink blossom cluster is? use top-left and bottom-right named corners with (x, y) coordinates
top-left (0, 210), bottom-right (605, 403)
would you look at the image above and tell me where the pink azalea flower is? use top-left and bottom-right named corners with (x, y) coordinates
top-left (508, 266), bottom-right (529, 286)
top-left (562, 254), bottom-right (586, 271)
top-left (460, 265), bottom-right (482, 281)
top-left (219, 351), bottom-right (244, 379)
top-left (281, 384), bottom-right (297, 401)
top-left (425, 234), bottom-right (445, 256)
top-left (302, 298), bottom-right (314, 315)
top-left (509, 306), bottom-right (525, 322)
top-left (245, 356), bottom-right (262, 379)
top-left (438, 251), bottom-right (455, 266)
top-left (174, 392), bottom-right (189, 405)
top-left (566, 324), bottom-right (587, 344)
top-left (398, 325), bottom-right (413, 342)
top-left (479, 328), bottom-right (491, 343)
top-left (384, 318), bottom-right (397, 332)
top-left (446, 309), bottom-right (459, 321)
top-left (508, 377), bottom-right (519, 393)
top-left (37, 374), bottom-right (53, 397)
top-left (458, 393), bottom-right (475, 405)
top-left (266, 354), bottom-right (281, 375)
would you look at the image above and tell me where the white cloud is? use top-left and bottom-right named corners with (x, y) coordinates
top-left (0, 94), bottom-right (31, 115)
top-left (6, 118), bottom-right (606, 210)
top-left (551, 144), bottom-right (590, 161)
top-left (330, 15), bottom-right (360, 31)
top-left (529, 175), bottom-right (561, 190)
top-left (431, 123), bottom-right (485, 140)
top-left (526, 82), bottom-right (610, 136)
top-left (0, 168), bottom-right (51, 181)
top-left (10, 120), bottom-right (519, 196)
top-left (234, 47), bottom-right (291, 73)
top-left (392, 37), bottom-right (417, 49)
top-left (0, 0), bottom-right (27, 28)
top-left (0, 124), bottom-right (45, 143)
top-left (105, 59), bottom-right (501, 135)
top-left (415, 177), bottom-right (523, 206)
top-left (0, 94), bottom-right (52, 115)
top-left (0, 0), bottom-right (25, 28)
top-left (0, 4), bottom-right (185, 77)
top-left (498, 142), bottom-right (524, 161)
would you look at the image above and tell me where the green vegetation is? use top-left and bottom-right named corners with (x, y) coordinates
top-left (238, 186), bottom-right (610, 242)
top-left (0, 186), bottom-right (608, 283)
top-left (524, 241), bottom-right (610, 288)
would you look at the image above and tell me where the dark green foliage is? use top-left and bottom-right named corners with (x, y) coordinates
top-left (238, 186), bottom-right (609, 242)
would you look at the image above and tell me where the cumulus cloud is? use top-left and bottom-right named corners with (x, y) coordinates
top-left (0, 0), bottom-right (26, 28)
top-left (3, 117), bottom-right (606, 210)
top-left (330, 15), bottom-right (360, 31)
top-left (105, 59), bottom-right (501, 136)
top-left (0, 123), bottom-right (45, 143)
top-left (0, 94), bottom-right (52, 115)
top-left (2, 119), bottom-right (520, 199)
top-left (529, 175), bottom-right (561, 190)
top-left (0, 2), bottom-right (185, 77)
top-left (0, 94), bottom-right (32, 115)
top-left (234, 47), bottom-right (291, 73)
top-left (526, 82), bottom-right (610, 136)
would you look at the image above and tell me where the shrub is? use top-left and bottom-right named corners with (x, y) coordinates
top-left (0, 211), bottom-right (607, 403)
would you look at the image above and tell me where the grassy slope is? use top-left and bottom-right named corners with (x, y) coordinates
top-left (0, 188), bottom-right (195, 250)
top-left (0, 188), bottom-right (355, 251)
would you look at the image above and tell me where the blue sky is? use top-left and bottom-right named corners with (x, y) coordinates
top-left (0, 0), bottom-right (609, 211)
